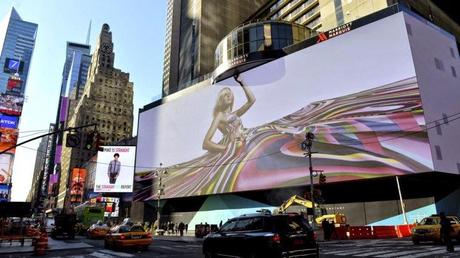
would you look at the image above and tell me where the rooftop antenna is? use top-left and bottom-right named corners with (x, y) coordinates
top-left (86, 20), bottom-right (92, 45)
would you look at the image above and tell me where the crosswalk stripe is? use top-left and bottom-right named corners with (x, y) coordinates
top-left (398, 248), bottom-right (449, 258)
top-left (374, 249), bottom-right (433, 257)
top-left (98, 249), bottom-right (135, 257)
top-left (89, 252), bottom-right (117, 258)
top-left (335, 249), bottom-right (384, 256)
top-left (353, 250), bottom-right (399, 256)
top-left (322, 248), bottom-right (377, 255)
top-left (158, 245), bottom-right (176, 250)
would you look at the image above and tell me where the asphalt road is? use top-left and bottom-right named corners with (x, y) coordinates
top-left (1, 238), bottom-right (203, 258)
top-left (2, 236), bottom-right (460, 257)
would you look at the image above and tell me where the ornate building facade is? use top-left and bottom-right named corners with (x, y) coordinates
top-left (57, 24), bottom-right (133, 209)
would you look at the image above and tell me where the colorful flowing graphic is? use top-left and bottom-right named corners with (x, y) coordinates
top-left (135, 78), bottom-right (432, 200)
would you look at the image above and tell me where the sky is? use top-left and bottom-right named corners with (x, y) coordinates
top-left (0, 0), bottom-right (166, 201)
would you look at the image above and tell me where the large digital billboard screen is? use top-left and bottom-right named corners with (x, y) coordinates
top-left (0, 94), bottom-right (24, 116)
top-left (135, 13), bottom-right (434, 200)
top-left (94, 146), bottom-right (136, 193)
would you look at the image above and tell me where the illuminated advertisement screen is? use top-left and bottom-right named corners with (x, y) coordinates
top-left (0, 94), bottom-right (24, 116)
top-left (0, 115), bottom-right (18, 129)
top-left (70, 168), bottom-right (86, 203)
top-left (0, 184), bottom-right (10, 202)
top-left (3, 58), bottom-right (24, 74)
top-left (0, 128), bottom-right (18, 154)
top-left (135, 13), bottom-right (434, 200)
top-left (0, 154), bottom-right (13, 184)
top-left (94, 146), bottom-right (136, 193)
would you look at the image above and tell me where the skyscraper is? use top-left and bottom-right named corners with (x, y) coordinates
top-left (45, 42), bottom-right (91, 210)
top-left (0, 7), bottom-right (37, 202)
top-left (57, 24), bottom-right (134, 209)
top-left (0, 7), bottom-right (37, 95)
top-left (162, 0), bottom-right (271, 97)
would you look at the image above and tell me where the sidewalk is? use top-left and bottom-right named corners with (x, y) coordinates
top-left (153, 232), bottom-right (203, 243)
top-left (0, 237), bottom-right (93, 254)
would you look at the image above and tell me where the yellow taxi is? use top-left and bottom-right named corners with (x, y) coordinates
top-left (87, 222), bottom-right (110, 239)
top-left (104, 224), bottom-right (152, 250)
top-left (412, 215), bottom-right (460, 244)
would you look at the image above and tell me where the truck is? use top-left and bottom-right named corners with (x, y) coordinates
top-left (276, 195), bottom-right (347, 227)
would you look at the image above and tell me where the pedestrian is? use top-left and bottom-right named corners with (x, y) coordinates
top-left (185, 223), bottom-right (188, 234)
top-left (440, 212), bottom-right (454, 252)
top-left (179, 222), bottom-right (185, 236)
top-left (322, 219), bottom-right (331, 241)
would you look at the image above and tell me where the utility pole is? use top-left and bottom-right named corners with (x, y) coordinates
top-left (156, 163), bottom-right (167, 234)
top-left (301, 131), bottom-right (316, 229)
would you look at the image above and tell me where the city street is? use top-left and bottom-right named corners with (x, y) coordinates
top-left (2, 237), bottom-right (460, 257)
top-left (320, 238), bottom-right (460, 258)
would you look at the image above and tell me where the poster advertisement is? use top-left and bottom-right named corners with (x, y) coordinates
top-left (70, 168), bottom-right (86, 203)
top-left (94, 146), bottom-right (135, 193)
top-left (0, 154), bottom-right (13, 184)
top-left (0, 94), bottom-right (24, 116)
top-left (89, 196), bottom-right (120, 217)
top-left (0, 184), bottom-right (10, 202)
top-left (0, 128), bottom-right (18, 154)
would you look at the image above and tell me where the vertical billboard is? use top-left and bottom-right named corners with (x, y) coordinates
top-left (0, 154), bottom-right (13, 184)
top-left (94, 146), bottom-right (136, 193)
top-left (70, 168), bottom-right (87, 203)
top-left (135, 13), bottom-right (436, 200)
top-left (0, 184), bottom-right (10, 202)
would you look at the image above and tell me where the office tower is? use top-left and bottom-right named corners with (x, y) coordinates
top-left (162, 0), bottom-right (271, 97)
top-left (57, 24), bottom-right (134, 208)
top-left (0, 7), bottom-right (37, 202)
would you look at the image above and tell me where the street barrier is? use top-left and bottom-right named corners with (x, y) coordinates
top-left (349, 226), bottom-right (373, 239)
top-left (331, 226), bottom-right (349, 240)
top-left (34, 232), bottom-right (48, 256)
top-left (371, 226), bottom-right (398, 239)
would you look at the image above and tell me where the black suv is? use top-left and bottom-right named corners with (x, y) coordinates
top-left (202, 212), bottom-right (318, 258)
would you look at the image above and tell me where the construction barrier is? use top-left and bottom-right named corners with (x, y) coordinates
top-left (331, 226), bottom-right (349, 240)
top-left (372, 225), bottom-right (398, 239)
top-left (34, 232), bottom-right (48, 256)
top-left (328, 224), bottom-right (415, 241)
top-left (349, 226), bottom-right (373, 239)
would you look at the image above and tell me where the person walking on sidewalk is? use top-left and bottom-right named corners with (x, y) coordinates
top-left (179, 222), bottom-right (185, 236)
top-left (440, 212), bottom-right (454, 252)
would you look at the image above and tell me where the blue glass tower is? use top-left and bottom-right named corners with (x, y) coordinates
top-left (0, 7), bottom-right (37, 95)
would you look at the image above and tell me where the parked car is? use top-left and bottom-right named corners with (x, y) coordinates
top-left (104, 224), bottom-right (152, 250)
top-left (412, 215), bottom-right (460, 244)
top-left (203, 211), bottom-right (318, 258)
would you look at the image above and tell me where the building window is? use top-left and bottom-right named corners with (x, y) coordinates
top-left (451, 66), bottom-right (457, 78)
top-left (442, 113), bottom-right (449, 125)
top-left (434, 58), bottom-right (444, 71)
top-left (434, 145), bottom-right (442, 160)
top-left (435, 121), bottom-right (442, 135)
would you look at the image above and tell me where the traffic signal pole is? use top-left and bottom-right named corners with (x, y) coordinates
top-left (301, 132), bottom-right (316, 229)
top-left (0, 123), bottom-right (97, 156)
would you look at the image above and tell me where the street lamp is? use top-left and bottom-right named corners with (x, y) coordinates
top-left (155, 163), bottom-right (167, 235)
top-left (301, 131), bottom-right (316, 228)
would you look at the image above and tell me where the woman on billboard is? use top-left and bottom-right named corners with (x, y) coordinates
top-left (202, 74), bottom-right (255, 153)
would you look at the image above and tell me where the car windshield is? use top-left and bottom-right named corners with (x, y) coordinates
top-left (420, 218), bottom-right (439, 225)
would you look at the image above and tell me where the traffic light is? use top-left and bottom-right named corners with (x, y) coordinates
top-left (319, 173), bottom-right (326, 184)
top-left (84, 132), bottom-right (95, 150)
